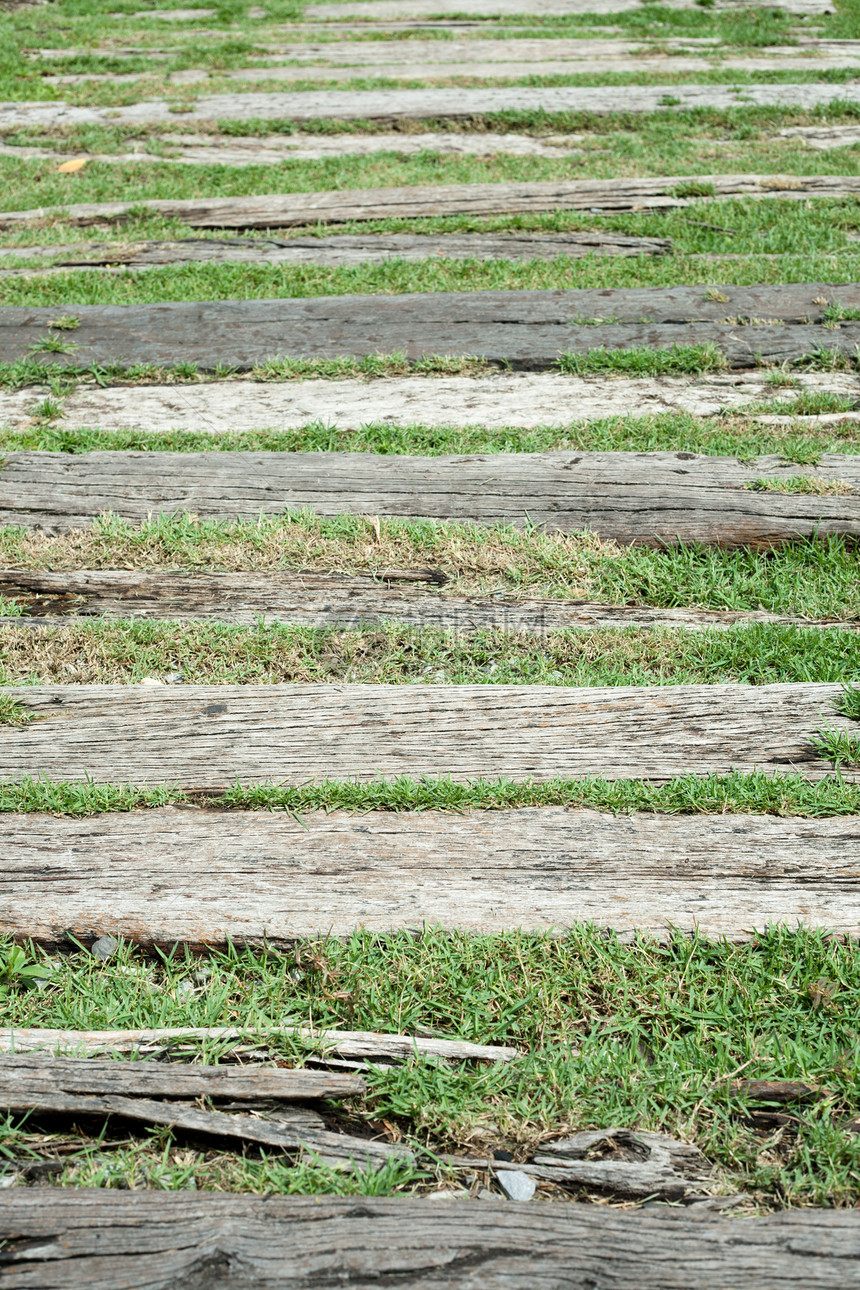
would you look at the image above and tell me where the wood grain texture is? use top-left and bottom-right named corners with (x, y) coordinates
top-left (0, 682), bottom-right (852, 788)
top-left (3, 371), bottom-right (855, 432)
top-left (2, 175), bottom-right (858, 229)
top-left (1, 231), bottom-right (672, 273)
top-left (4, 288), bottom-right (859, 371)
top-left (2, 806), bottom-right (859, 945)
top-left (0, 1055), bottom-right (364, 1099)
top-left (1, 1192), bottom-right (859, 1290)
top-left (2, 569), bottom-right (847, 632)
top-left (0, 82), bottom-right (852, 130)
top-left (0, 1027), bottom-right (518, 1063)
top-left (3, 449), bottom-right (859, 546)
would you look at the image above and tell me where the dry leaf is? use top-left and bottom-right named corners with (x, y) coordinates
top-left (56, 158), bottom-right (88, 174)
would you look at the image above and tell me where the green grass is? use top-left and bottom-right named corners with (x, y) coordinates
top-left (4, 410), bottom-right (859, 462)
top-left (1, 619), bottom-right (858, 687)
top-left (6, 195), bottom-right (860, 308)
top-left (3, 767), bottom-right (860, 817)
top-left (0, 694), bottom-right (34, 726)
top-left (745, 475), bottom-right (852, 494)
top-left (2, 514), bottom-right (857, 618)
top-left (3, 926), bottom-right (860, 1204)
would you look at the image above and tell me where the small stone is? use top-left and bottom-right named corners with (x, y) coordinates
top-left (174, 978), bottom-right (195, 999)
top-left (139, 676), bottom-right (164, 686)
top-left (496, 1170), bottom-right (536, 1202)
top-left (90, 935), bottom-right (119, 962)
top-left (164, 671), bottom-right (186, 684)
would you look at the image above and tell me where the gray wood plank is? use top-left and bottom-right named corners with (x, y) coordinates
top-left (1, 569), bottom-right (847, 632)
top-left (5, 290), bottom-right (860, 371)
top-left (0, 81), bottom-right (853, 129)
top-left (2, 371), bottom-right (854, 432)
top-left (0, 231), bottom-right (672, 272)
top-left (0, 681), bottom-right (852, 788)
top-left (2, 806), bottom-right (859, 945)
top-left (308, 0), bottom-right (830, 15)
top-left (0, 1027), bottom-right (518, 1064)
top-left (1, 1192), bottom-right (859, 1289)
top-left (0, 1055), bottom-right (364, 1100)
top-left (3, 449), bottom-right (860, 546)
top-left (2, 175), bottom-right (858, 229)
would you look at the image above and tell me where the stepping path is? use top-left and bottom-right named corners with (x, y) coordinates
top-left (5, 289), bottom-right (860, 371)
top-left (3, 806), bottom-right (860, 946)
top-left (4, 449), bottom-right (859, 546)
top-left (3, 82), bottom-right (857, 129)
top-left (0, 682), bottom-right (851, 788)
top-left (2, 372), bottom-right (855, 431)
top-left (2, 569), bottom-right (846, 632)
top-left (4, 176), bottom-right (855, 231)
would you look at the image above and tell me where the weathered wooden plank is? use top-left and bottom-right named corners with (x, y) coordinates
top-left (0, 132), bottom-right (594, 165)
top-left (0, 231), bottom-right (672, 275)
top-left (2, 806), bottom-right (859, 945)
top-left (0, 82), bottom-right (855, 130)
top-left (308, 0), bottom-right (831, 14)
top-left (2, 371), bottom-right (855, 432)
top-left (49, 51), bottom-right (860, 85)
top-left (780, 124), bottom-right (860, 150)
top-left (3, 449), bottom-right (860, 546)
top-left (5, 290), bottom-right (860, 371)
top-left (0, 1027), bottom-right (518, 1063)
top-left (2, 1192), bottom-right (860, 1290)
top-left (2, 175), bottom-right (856, 230)
top-left (0, 1055), bottom-right (364, 1100)
top-left (0, 681), bottom-right (853, 787)
top-left (1, 569), bottom-right (847, 632)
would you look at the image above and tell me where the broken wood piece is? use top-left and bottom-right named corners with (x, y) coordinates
top-left (2, 81), bottom-right (852, 132)
top-left (0, 1055), bottom-right (365, 1100)
top-left (0, 1081), bottom-right (401, 1168)
top-left (0, 681), bottom-right (853, 788)
top-left (2, 174), bottom-right (859, 230)
top-left (3, 806), bottom-right (859, 946)
top-left (2, 569), bottom-right (852, 633)
top-left (732, 1079), bottom-right (826, 1104)
top-left (3, 448), bottom-right (860, 546)
top-left (529, 1127), bottom-right (720, 1199)
top-left (0, 1026), bottom-right (517, 1064)
top-left (3, 1191), bottom-right (859, 1288)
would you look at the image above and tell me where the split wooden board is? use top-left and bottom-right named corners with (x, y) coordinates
top-left (0, 231), bottom-right (672, 273)
top-left (3, 449), bottom-right (859, 546)
top-left (3, 175), bottom-right (856, 231)
top-left (6, 287), bottom-right (860, 371)
top-left (1, 569), bottom-right (845, 632)
top-left (1, 81), bottom-right (855, 130)
top-left (0, 681), bottom-right (851, 788)
top-left (3, 806), bottom-right (859, 945)
top-left (1, 1191), bottom-right (859, 1289)
top-left (0, 1055), bottom-right (364, 1099)
top-left (2, 371), bottom-right (855, 431)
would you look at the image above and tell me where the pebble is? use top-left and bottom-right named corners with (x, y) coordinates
top-left (496, 1170), bottom-right (536, 1202)
top-left (90, 934), bottom-right (119, 962)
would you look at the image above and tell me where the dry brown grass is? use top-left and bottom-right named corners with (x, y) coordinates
top-left (0, 516), bottom-right (602, 598)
